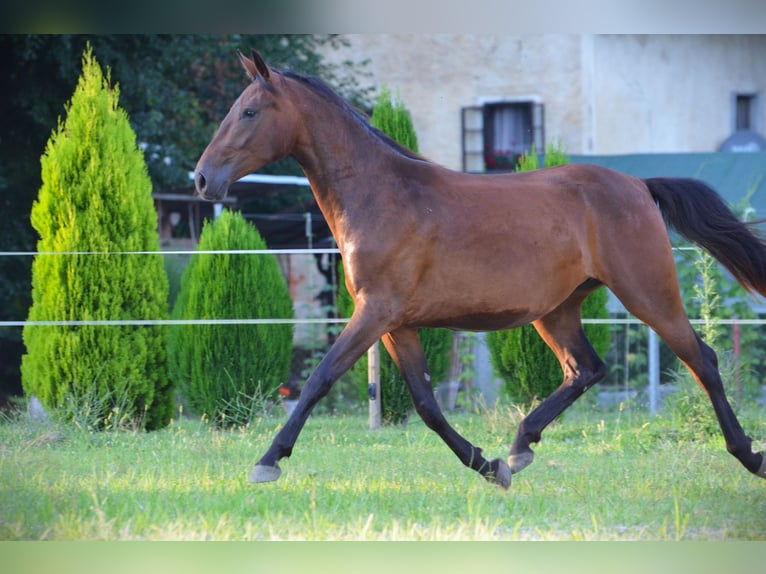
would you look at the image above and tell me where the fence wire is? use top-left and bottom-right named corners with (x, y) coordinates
top-left (2, 247), bottom-right (766, 329)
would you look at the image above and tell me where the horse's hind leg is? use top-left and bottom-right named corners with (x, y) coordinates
top-left (645, 318), bottom-right (766, 478)
top-left (507, 288), bottom-right (607, 475)
top-left (679, 332), bottom-right (766, 477)
top-left (610, 262), bottom-right (766, 478)
top-left (382, 327), bottom-right (512, 489)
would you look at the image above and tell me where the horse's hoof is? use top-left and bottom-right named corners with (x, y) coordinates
top-left (488, 458), bottom-right (512, 490)
top-left (249, 464), bottom-right (282, 483)
top-left (756, 452), bottom-right (766, 478)
top-left (508, 451), bottom-right (534, 474)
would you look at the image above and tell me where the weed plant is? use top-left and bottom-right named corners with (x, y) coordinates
top-left (664, 249), bottom-right (733, 438)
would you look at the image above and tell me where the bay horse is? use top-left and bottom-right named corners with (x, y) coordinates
top-left (195, 50), bottom-right (766, 489)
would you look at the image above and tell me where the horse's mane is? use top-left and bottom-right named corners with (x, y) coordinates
top-left (278, 69), bottom-right (431, 164)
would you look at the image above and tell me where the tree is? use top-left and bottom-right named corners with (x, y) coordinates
top-left (0, 34), bottom-right (372, 400)
top-left (21, 46), bottom-right (173, 430)
top-left (337, 87), bottom-right (453, 424)
top-left (487, 143), bottom-right (611, 405)
top-left (0, 35), bottom-right (369, 199)
top-left (168, 210), bottom-right (294, 427)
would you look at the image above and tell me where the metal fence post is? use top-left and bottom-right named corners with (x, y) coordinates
top-left (368, 341), bottom-right (381, 430)
top-left (648, 327), bottom-right (659, 415)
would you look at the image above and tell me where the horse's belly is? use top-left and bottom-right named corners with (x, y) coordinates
top-left (404, 260), bottom-right (585, 332)
top-left (418, 307), bottom-right (539, 332)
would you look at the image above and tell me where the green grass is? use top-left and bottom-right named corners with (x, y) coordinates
top-left (1, 400), bottom-right (764, 540)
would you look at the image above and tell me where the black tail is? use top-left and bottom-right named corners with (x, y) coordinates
top-left (645, 177), bottom-right (766, 296)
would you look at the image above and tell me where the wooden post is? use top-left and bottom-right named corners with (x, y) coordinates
top-left (368, 341), bottom-right (381, 430)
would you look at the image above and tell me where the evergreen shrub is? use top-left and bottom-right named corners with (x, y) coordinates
top-left (168, 210), bottom-right (294, 426)
top-left (21, 46), bottom-right (172, 430)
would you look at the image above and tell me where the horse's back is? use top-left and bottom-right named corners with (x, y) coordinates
top-left (438, 163), bottom-right (665, 267)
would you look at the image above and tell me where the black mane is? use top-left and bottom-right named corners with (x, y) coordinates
top-left (278, 69), bottom-right (430, 164)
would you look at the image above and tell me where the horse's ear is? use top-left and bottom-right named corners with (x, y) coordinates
top-left (238, 50), bottom-right (258, 81)
top-left (238, 50), bottom-right (272, 84)
top-left (251, 50), bottom-right (271, 82)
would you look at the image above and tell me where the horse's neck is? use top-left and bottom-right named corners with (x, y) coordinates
top-left (291, 97), bottom-right (404, 242)
top-left (294, 109), bottom-right (381, 187)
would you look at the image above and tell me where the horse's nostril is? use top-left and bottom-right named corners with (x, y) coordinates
top-left (195, 171), bottom-right (207, 193)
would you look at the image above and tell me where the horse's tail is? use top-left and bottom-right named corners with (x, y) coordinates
top-left (644, 177), bottom-right (766, 297)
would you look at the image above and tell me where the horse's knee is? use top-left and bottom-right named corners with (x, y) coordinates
top-left (565, 360), bottom-right (606, 395)
top-left (413, 397), bottom-right (445, 430)
top-left (300, 369), bottom-right (336, 404)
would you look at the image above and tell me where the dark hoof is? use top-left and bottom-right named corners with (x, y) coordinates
top-left (486, 458), bottom-right (512, 490)
top-left (756, 452), bottom-right (766, 478)
top-left (249, 464), bottom-right (282, 483)
top-left (508, 451), bottom-right (534, 474)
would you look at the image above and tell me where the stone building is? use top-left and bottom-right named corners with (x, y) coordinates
top-left (321, 35), bottom-right (766, 167)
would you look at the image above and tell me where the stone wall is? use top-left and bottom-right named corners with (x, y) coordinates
top-left (322, 34), bottom-right (766, 167)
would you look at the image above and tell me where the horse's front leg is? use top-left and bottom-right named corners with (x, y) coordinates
top-left (382, 327), bottom-right (512, 489)
top-left (249, 304), bottom-right (389, 483)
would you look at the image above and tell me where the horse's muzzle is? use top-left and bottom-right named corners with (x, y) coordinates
top-left (194, 169), bottom-right (227, 201)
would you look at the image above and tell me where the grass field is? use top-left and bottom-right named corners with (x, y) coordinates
top-left (1, 399), bottom-right (764, 541)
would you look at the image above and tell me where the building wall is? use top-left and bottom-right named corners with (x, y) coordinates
top-left (323, 34), bottom-right (586, 169)
top-left (321, 34), bottom-right (766, 169)
top-left (591, 35), bottom-right (766, 154)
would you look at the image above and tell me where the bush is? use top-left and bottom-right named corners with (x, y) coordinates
top-left (336, 87), bottom-right (453, 424)
top-left (21, 45), bottom-right (172, 430)
top-left (487, 142), bottom-right (611, 405)
top-left (168, 210), bottom-right (294, 426)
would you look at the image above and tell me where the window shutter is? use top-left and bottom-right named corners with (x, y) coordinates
top-left (532, 102), bottom-right (545, 151)
top-left (461, 106), bottom-right (484, 172)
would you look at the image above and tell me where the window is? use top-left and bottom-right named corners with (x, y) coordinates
top-left (462, 100), bottom-right (544, 172)
top-left (734, 93), bottom-right (759, 132)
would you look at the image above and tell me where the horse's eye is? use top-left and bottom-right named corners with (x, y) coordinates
top-left (243, 108), bottom-right (257, 119)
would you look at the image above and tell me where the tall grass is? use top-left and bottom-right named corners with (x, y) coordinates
top-left (0, 400), bottom-right (764, 540)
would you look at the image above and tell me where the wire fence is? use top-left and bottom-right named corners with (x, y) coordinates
top-left (3, 246), bottom-right (766, 328)
top-left (0, 248), bottom-right (342, 327)
top-left (4, 246), bottom-right (766, 416)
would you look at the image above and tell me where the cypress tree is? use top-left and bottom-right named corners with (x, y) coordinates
top-left (487, 142), bottom-right (610, 405)
top-left (21, 45), bottom-right (172, 430)
top-left (338, 87), bottom-right (453, 424)
top-left (168, 210), bottom-right (294, 427)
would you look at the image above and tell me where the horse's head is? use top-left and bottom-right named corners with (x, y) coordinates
top-left (195, 51), bottom-right (297, 201)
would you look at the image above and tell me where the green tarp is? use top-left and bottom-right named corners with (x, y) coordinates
top-left (570, 152), bottom-right (766, 219)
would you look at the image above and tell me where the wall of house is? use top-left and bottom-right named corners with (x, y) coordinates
top-left (321, 34), bottom-right (766, 168)
top-left (590, 34), bottom-right (766, 154)
top-left (322, 34), bottom-right (587, 170)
